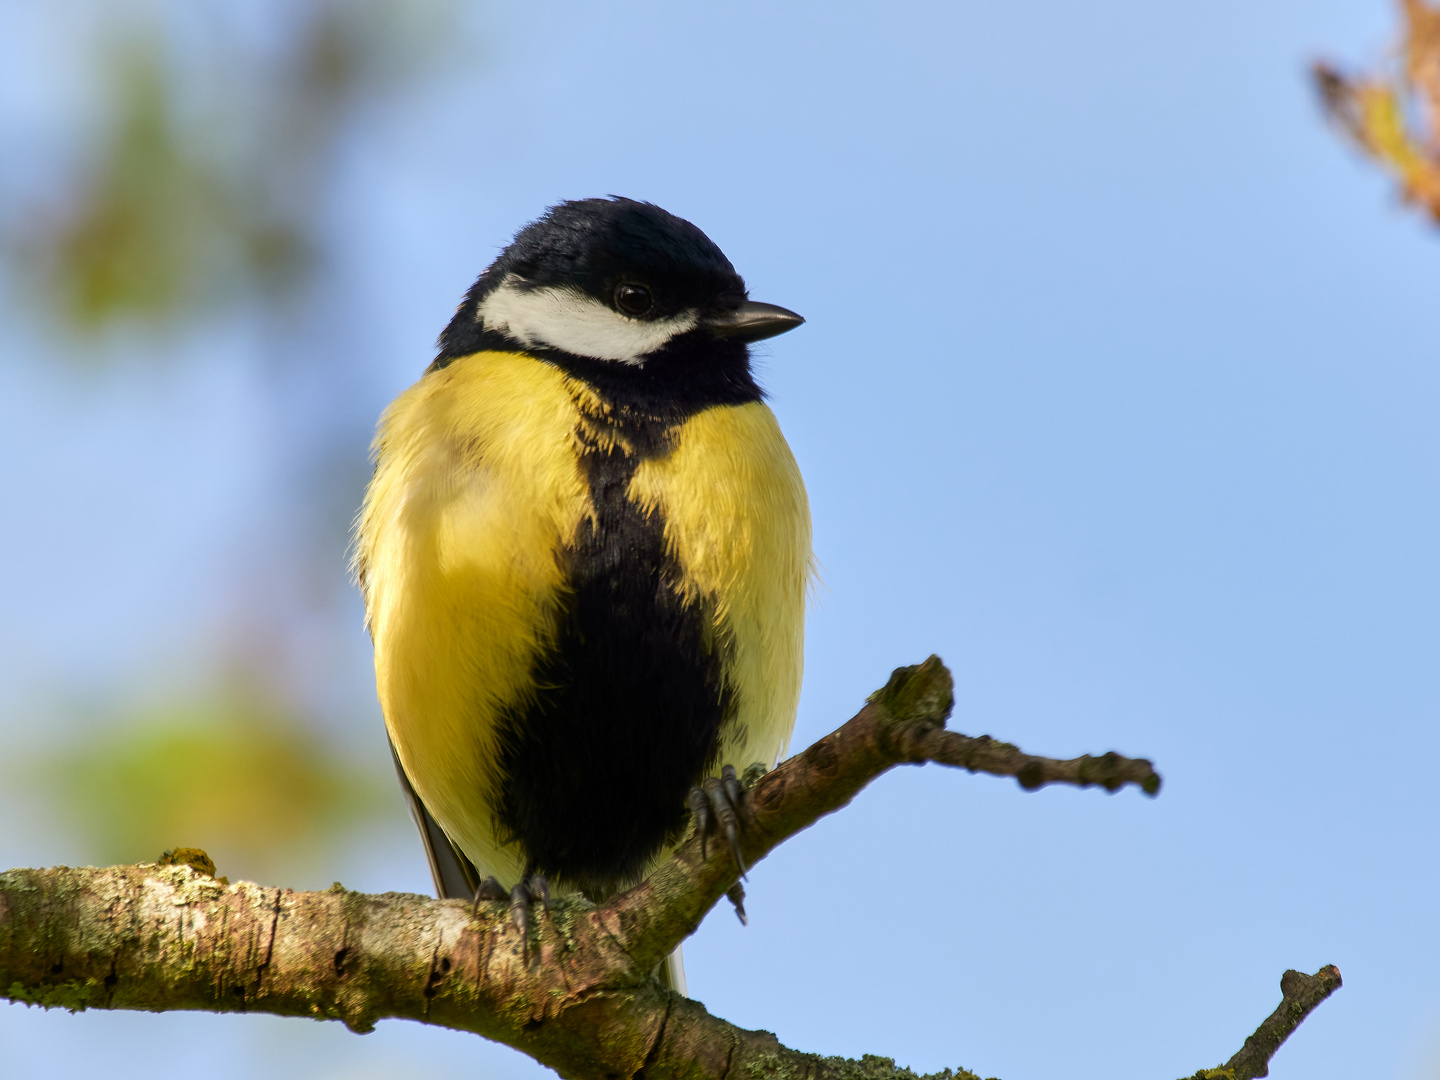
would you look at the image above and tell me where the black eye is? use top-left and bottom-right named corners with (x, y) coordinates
top-left (614, 283), bottom-right (653, 317)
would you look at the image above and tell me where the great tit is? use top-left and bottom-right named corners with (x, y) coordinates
top-left (354, 198), bottom-right (811, 992)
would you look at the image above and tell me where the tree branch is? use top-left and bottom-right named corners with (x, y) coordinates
top-left (1179, 965), bottom-right (1344, 1080)
top-left (0, 657), bottom-right (1335, 1080)
top-left (600, 655), bottom-right (1159, 976)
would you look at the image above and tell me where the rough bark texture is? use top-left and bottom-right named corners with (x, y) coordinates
top-left (0, 657), bottom-right (1336, 1079)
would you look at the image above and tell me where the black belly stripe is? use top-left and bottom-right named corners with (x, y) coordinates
top-left (492, 402), bottom-right (733, 899)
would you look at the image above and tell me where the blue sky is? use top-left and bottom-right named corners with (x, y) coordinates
top-left (3, 1), bottom-right (1438, 1077)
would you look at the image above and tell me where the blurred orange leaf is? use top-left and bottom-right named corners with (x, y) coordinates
top-left (1315, 0), bottom-right (1440, 222)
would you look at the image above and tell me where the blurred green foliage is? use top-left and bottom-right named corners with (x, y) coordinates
top-left (36, 38), bottom-right (304, 333)
top-left (3, 0), bottom-right (475, 882)
top-left (37, 687), bottom-right (390, 886)
top-left (20, 0), bottom-right (464, 337)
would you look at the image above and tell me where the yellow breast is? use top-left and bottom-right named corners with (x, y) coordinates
top-left (629, 403), bottom-right (812, 774)
top-left (356, 349), bottom-right (811, 887)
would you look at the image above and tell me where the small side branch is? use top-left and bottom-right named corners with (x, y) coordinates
top-left (1228, 966), bottom-right (1344, 1079)
top-left (606, 656), bottom-right (1161, 973)
top-left (1180, 965), bottom-right (1343, 1080)
top-left (901, 727), bottom-right (1161, 794)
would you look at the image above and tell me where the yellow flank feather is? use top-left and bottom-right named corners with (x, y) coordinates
top-left (356, 350), bottom-right (590, 886)
top-left (629, 402), bottom-right (812, 773)
top-left (356, 349), bottom-right (811, 891)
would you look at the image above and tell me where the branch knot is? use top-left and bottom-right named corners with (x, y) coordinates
top-left (868, 655), bottom-right (954, 728)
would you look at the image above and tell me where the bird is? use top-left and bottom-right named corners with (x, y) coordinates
top-left (353, 197), bottom-right (812, 993)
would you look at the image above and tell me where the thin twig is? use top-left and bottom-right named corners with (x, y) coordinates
top-left (903, 727), bottom-right (1161, 795)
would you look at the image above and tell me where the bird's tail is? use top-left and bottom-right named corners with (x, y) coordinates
top-left (661, 945), bottom-right (687, 996)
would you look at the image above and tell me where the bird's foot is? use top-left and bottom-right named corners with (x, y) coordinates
top-left (687, 764), bottom-right (749, 878)
top-left (509, 873), bottom-right (549, 936)
top-left (470, 872), bottom-right (549, 937)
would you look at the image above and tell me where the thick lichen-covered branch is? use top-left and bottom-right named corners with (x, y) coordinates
top-left (0, 656), bottom-right (1333, 1080)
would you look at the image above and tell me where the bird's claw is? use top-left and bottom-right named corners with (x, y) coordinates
top-left (689, 764), bottom-right (748, 878)
top-left (471, 875), bottom-right (508, 915)
top-left (510, 873), bottom-right (549, 935)
top-left (726, 881), bottom-right (748, 926)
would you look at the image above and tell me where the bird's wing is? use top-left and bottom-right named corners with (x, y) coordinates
top-left (389, 738), bottom-right (480, 900)
top-left (358, 350), bottom-right (588, 887)
top-left (393, 729), bottom-right (688, 990)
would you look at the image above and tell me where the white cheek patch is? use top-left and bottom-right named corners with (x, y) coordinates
top-left (475, 276), bottom-right (698, 365)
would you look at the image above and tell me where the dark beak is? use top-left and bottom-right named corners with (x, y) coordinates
top-left (703, 301), bottom-right (805, 344)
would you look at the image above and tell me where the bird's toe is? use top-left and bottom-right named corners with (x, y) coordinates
top-left (688, 763), bottom-right (750, 877)
top-left (508, 873), bottom-right (549, 935)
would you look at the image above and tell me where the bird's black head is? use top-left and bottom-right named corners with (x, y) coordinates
top-left (433, 198), bottom-right (803, 416)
